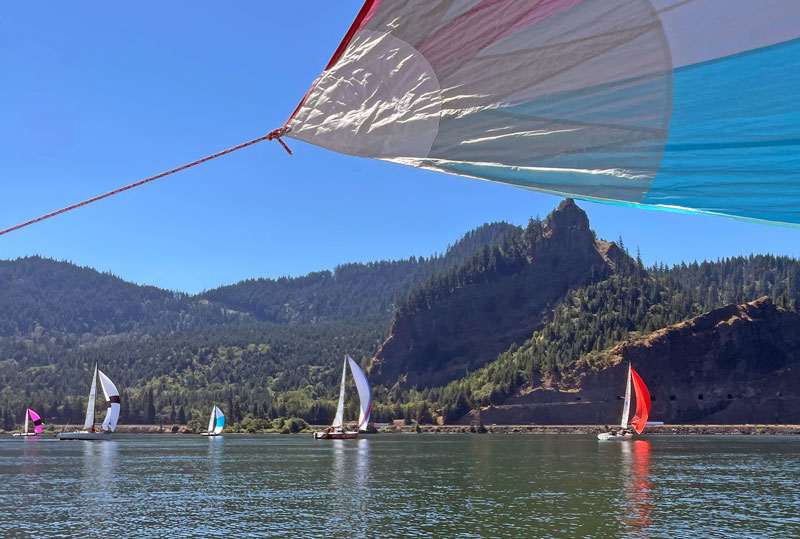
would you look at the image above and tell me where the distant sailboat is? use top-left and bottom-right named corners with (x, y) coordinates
top-left (598, 364), bottom-right (651, 441)
top-left (58, 364), bottom-right (120, 441)
top-left (201, 406), bottom-right (225, 436)
top-left (13, 408), bottom-right (44, 438)
top-left (314, 354), bottom-right (371, 440)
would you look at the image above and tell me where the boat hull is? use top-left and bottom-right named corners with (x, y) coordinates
top-left (12, 433), bottom-right (42, 438)
top-left (57, 431), bottom-right (113, 441)
top-left (597, 432), bottom-right (633, 441)
top-left (201, 433), bottom-right (222, 437)
top-left (314, 431), bottom-right (358, 440)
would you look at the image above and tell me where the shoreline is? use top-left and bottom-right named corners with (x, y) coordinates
top-left (8, 423), bottom-right (800, 436)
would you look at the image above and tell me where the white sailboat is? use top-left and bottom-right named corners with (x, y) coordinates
top-left (201, 405), bottom-right (225, 436)
top-left (58, 364), bottom-right (120, 441)
top-left (314, 354), bottom-right (371, 440)
top-left (13, 408), bottom-right (44, 438)
top-left (598, 363), bottom-right (651, 441)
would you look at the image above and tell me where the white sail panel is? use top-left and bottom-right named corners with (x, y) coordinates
top-left (332, 356), bottom-right (347, 428)
top-left (620, 364), bottom-right (632, 429)
top-left (83, 364), bottom-right (98, 430)
top-left (207, 407), bottom-right (216, 434)
top-left (23, 409), bottom-right (29, 435)
top-left (347, 355), bottom-right (372, 431)
top-left (212, 406), bottom-right (225, 435)
top-left (98, 369), bottom-right (120, 432)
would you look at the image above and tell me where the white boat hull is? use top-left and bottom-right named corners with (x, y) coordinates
top-left (598, 432), bottom-right (633, 441)
top-left (57, 431), bottom-right (113, 441)
top-left (201, 433), bottom-right (222, 437)
top-left (12, 433), bottom-right (42, 438)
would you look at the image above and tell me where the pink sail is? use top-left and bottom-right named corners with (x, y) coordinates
top-left (27, 408), bottom-right (44, 434)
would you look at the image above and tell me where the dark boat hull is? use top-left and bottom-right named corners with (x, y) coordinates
top-left (314, 431), bottom-right (358, 440)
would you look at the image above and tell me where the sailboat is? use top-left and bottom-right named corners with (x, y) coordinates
top-left (13, 408), bottom-right (44, 437)
top-left (58, 364), bottom-right (121, 441)
top-left (598, 363), bottom-right (651, 441)
top-left (314, 354), bottom-right (371, 440)
top-left (201, 406), bottom-right (225, 436)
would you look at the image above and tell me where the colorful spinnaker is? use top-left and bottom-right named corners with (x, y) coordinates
top-left (629, 367), bottom-right (651, 434)
top-left (27, 409), bottom-right (43, 434)
top-left (203, 406), bottom-right (225, 436)
top-left (599, 363), bottom-right (651, 440)
top-left (14, 408), bottom-right (44, 437)
top-left (276, 0), bottom-right (800, 225)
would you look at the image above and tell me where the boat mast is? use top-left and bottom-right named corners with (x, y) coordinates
top-left (620, 363), bottom-right (632, 429)
top-left (83, 364), bottom-right (98, 431)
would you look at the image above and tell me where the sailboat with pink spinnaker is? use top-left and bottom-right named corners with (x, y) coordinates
top-left (13, 408), bottom-right (44, 438)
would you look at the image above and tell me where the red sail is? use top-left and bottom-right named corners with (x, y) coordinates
top-left (630, 368), bottom-right (651, 434)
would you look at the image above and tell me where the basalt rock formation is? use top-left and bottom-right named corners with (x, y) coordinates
top-left (368, 199), bottom-right (627, 388)
top-left (471, 297), bottom-right (800, 424)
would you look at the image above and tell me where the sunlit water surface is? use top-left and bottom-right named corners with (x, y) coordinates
top-left (1, 434), bottom-right (798, 538)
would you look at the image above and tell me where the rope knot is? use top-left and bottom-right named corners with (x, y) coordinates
top-left (268, 127), bottom-right (293, 155)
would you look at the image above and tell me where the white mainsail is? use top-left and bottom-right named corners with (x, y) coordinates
top-left (331, 356), bottom-right (347, 428)
top-left (346, 355), bottom-right (371, 432)
top-left (212, 406), bottom-right (225, 435)
top-left (98, 369), bottom-right (120, 432)
top-left (207, 407), bottom-right (216, 434)
top-left (23, 409), bottom-right (29, 435)
top-left (620, 363), bottom-right (632, 429)
top-left (83, 364), bottom-right (99, 430)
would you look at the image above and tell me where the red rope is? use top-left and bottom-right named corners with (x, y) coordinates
top-left (0, 132), bottom-right (291, 237)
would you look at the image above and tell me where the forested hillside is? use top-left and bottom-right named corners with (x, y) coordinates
top-left (0, 222), bottom-right (517, 430)
top-left (1, 201), bottom-right (798, 430)
top-left (202, 221), bottom-right (518, 323)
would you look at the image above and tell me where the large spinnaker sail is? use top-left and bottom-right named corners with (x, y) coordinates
top-left (620, 364), bottom-right (632, 429)
top-left (332, 356), bottom-right (348, 428)
top-left (83, 364), bottom-right (98, 430)
top-left (630, 368), bottom-right (651, 434)
top-left (347, 354), bottom-right (371, 431)
top-left (98, 369), bottom-right (120, 432)
top-left (282, 0), bottom-right (800, 226)
top-left (28, 409), bottom-right (43, 434)
top-left (213, 406), bottom-right (225, 435)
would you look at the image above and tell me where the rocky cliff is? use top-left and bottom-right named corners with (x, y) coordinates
top-left (472, 297), bottom-right (800, 424)
top-left (368, 199), bottom-right (626, 388)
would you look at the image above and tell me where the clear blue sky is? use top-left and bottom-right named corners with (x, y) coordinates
top-left (1, 2), bottom-right (797, 294)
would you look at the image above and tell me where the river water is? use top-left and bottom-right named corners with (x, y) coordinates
top-left (0, 434), bottom-right (797, 538)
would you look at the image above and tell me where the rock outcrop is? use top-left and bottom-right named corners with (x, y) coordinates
top-left (473, 297), bottom-right (800, 424)
top-left (369, 199), bottom-right (623, 388)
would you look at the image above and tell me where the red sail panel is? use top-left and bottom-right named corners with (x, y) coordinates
top-left (630, 368), bottom-right (651, 434)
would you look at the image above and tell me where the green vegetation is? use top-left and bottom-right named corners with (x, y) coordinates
top-left (0, 215), bottom-right (798, 428)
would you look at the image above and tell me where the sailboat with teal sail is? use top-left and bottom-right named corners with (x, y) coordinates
top-left (201, 406), bottom-right (225, 436)
top-left (58, 364), bottom-right (120, 441)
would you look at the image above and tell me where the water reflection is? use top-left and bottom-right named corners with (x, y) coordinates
top-left (326, 439), bottom-right (371, 534)
top-left (19, 440), bottom-right (43, 499)
top-left (206, 434), bottom-right (224, 475)
top-left (79, 441), bottom-right (119, 527)
top-left (621, 440), bottom-right (653, 538)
